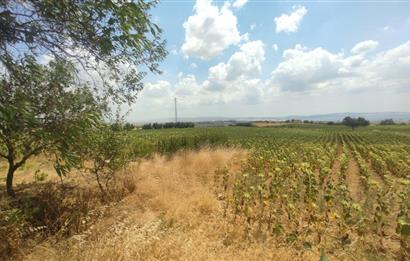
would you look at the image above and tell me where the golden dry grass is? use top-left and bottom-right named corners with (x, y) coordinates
top-left (0, 156), bottom-right (56, 184)
top-left (17, 148), bottom-right (325, 261)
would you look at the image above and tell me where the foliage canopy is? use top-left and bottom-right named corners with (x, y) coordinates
top-left (342, 116), bottom-right (370, 130)
top-left (0, 0), bottom-right (166, 196)
top-left (0, 0), bottom-right (167, 103)
top-left (0, 56), bottom-right (101, 196)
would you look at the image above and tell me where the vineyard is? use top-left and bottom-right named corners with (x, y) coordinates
top-left (135, 124), bottom-right (410, 260)
top-left (209, 125), bottom-right (410, 260)
top-left (2, 124), bottom-right (410, 260)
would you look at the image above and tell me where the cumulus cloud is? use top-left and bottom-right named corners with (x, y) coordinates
top-left (272, 44), bottom-right (279, 52)
top-left (137, 40), bottom-right (410, 117)
top-left (274, 5), bottom-right (307, 33)
top-left (271, 45), bottom-right (348, 92)
top-left (367, 41), bottom-right (410, 83)
top-left (142, 81), bottom-right (172, 98)
top-left (205, 40), bottom-right (265, 91)
top-left (233, 0), bottom-right (248, 8)
top-left (138, 40), bottom-right (267, 107)
top-left (351, 40), bottom-right (379, 54)
top-left (270, 41), bottom-right (410, 93)
top-left (181, 0), bottom-right (241, 59)
top-left (173, 75), bottom-right (203, 104)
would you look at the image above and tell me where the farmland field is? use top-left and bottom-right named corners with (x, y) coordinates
top-left (3, 1), bottom-right (410, 260)
top-left (2, 124), bottom-right (410, 260)
top-left (131, 124), bottom-right (410, 259)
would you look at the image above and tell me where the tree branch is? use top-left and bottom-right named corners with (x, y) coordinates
top-left (14, 144), bottom-right (48, 170)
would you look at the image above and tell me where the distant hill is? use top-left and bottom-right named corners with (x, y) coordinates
top-left (273, 112), bottom-right (410, 122)
top-left (135, 112), bottom-right (410, 124)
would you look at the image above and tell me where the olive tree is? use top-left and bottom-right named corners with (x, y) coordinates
top-left (0, 57), bottom-right (101, 196)
top-left (0, 0), bottom-right (167, 103)
top-left (342, 116), bottom-right (370, 130)
top-left (0, 0), bottom-right (167, 196)
top-left (78, 127), bottom-right (132, 199)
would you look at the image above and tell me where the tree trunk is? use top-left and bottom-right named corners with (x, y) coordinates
top-left (6, 164), bottom-right (16, 197)
top-left (93, 170), bottom-right (106, 201)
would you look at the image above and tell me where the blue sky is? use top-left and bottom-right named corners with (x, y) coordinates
top-left (126, 0), bottom-right (410, 122)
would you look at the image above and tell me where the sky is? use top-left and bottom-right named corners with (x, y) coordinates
top-left (125, 0), bottom-right (410, 122)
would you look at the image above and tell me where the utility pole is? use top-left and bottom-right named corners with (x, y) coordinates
top-left (174, 97), bottom-right (178, 123)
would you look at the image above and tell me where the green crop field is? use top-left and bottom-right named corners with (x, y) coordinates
top-left (129, 124), bottom-right (410, 258)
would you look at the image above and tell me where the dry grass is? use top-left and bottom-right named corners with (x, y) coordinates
top-left (15, 148), bottom-right (326, 261)
top-left (346, 154), bottom-right (363, 203)
top-left (0, 156), bottom-right (57, 185)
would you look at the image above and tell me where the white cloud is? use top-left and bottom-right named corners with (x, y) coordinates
top-left (143, 80), bottom-right (172, 98)
top-left (270, 41), bottom-right (410, 93)
top-left (181, 0), bottom-right (241, 59)
top-left (205, 40), bottom-right (265, 91)
top-left (133, 40), bottom-right (410, 121)
top-left (271, 45), bottom-right (348, 92)
top-left (38, 54), bottom-right (54, 65)
top-left (274, 6), bottom-right (307, 33)
top-left (351, 40), bottom-right (379, 54)
top-left (383, 26), bottom-right (389, 31)
top-left (233, 0), bottom-right (248, 8)
top-left (366, 41), bottom-right (410, 83)
top-left (138, 80), bottom-right (174, 106)
top-left (139, 41), bottom-right (267, 106)
top-left (250, 23), bottom-right (256, 30)
top-left (174, 75), bottom-right (203, 105)
top-left (272, 44), bottom-right (279, 52)
top-left (69, 49), bottom-right (142, 101)
top-left (190, 63), bottom-right (198, 69)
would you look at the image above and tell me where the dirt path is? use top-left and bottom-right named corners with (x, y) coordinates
top-left (330, 144), bottom-right (343, 183)
top-left (346, 152), bottom-right (363, 203)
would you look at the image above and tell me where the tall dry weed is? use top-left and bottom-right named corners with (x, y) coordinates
top-left (18, 148), bottom-right (323, 261)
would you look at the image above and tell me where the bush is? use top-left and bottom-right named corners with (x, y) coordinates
top-left (380, 119), bottom-right (395, 125)
top-left (34, 170), bottom-right (48, 182)
top-left (123, 122), bottom-right (135, 130)
top-left (0, 184), bottom-right (105, 259)
top-left (235, 122), bottom-right (253, 127)
top-left (79, 128), bottom-right (132, 199)
top-left (111, 122), bottom-right (135, 131)
top-left (142, 123), bottom-right (153, 129)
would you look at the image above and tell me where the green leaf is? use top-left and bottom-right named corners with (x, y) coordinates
top-left (303, 241), bottom-right (312, 250)
top-left (272, 224), bottom-right (284, 235)
top-left (286, 233), bottom-right (297, 243)
top-left (401, 223), bottom-right (410, 236)
top-left (320, 250), bottom-right (329, 261)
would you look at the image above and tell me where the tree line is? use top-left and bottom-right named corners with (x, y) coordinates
top-left (142, 122), bottom-right (195, 129)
